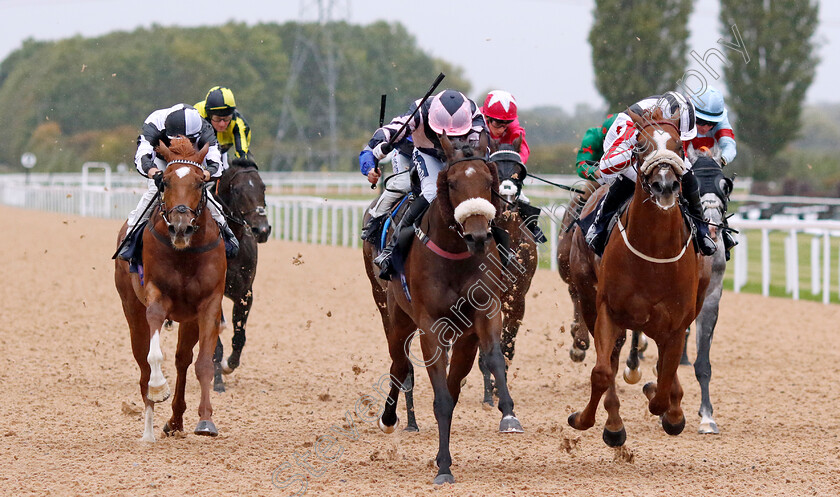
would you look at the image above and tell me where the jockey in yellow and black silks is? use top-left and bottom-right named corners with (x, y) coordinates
top-left (195, 86), bottom-right (253, 166)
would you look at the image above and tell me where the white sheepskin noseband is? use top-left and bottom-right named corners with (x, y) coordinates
top-left (453, 197), bottom-right (496, 225)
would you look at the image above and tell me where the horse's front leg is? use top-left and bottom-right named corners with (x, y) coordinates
top-left (164, 320), bottom-right (198, 436)
top-left (194, 295), bottom-right (223, 436)
top-left (602, 332), bottom-right (627, 446)
top-left (477, 311), bottom-right (523, 434)
top-left (144, 291), bottom-right (171, 404)
top-left (125, 299), bottom-right (155, 442)
top-left (568, 302), bottom-right (622, 434)
top-left (418, 323), bottom-right (456, 485)
top-left (643, 332), bottom-right (686, 436)
top-left (223, 287), bottom-right (253, 373)
top-left (695, 294), bottom-right (720, 434)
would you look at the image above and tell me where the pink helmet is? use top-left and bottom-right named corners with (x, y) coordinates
top-left (481, 90), bottom-right (518, 121)
top-left (427, 90), bottom-right (473, 136)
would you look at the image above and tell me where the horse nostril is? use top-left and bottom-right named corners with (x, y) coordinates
top-left (252, 227), bottom-right (260, 236)
top-left (168, 225), bottom-right (176, 236)
top-left (184, 226), bottom-right (194, 236)
top-left (651, 183), bottom-right (663, 195)
top-left (463, 233), bottom-right (475, 244)
top-left (671, 181), bottom-right (680, 193)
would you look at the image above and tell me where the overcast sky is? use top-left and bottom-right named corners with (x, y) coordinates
top-left (1, 0), bottom-right (837, 111)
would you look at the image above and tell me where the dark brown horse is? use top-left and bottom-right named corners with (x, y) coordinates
top-left (363, 131), bottom-right (523, 485)
top-left (556, 178), bottom-right (599, 361)
top-left (477, 137), bottom-right (538, 408)
top-left (114, 136), bottom-right (227, 441)
top-left (211, 158), bottom-right (272, 392)
top-left (566, 108), bottom-right (711, 446)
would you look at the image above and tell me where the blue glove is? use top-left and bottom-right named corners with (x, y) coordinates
top-left (359, 150), bottom-right (376, 175)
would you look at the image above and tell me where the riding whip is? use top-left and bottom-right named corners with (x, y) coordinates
top-left (385, 72), bottom-right (446, 149)
top-left (371, 93), bottom-right (388, 190)
top-left (111, 190), bottom-right (160, 260)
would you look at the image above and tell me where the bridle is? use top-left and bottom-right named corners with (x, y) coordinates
top-left (214, 166), bottom-right (267, 228)
top-left (158, 160), bottom-right (207, 229)
top-left (489, 150), bottom-right (527, 213)
top-left (634, 120), bottom-right (686, 196)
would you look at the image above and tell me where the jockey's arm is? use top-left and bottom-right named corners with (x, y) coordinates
top-left (576, 126), bottom-right (605, 180)
top-left (599, 118), bottom-right (637, 178)
top-left (716, 130), bottom-right (737, 166)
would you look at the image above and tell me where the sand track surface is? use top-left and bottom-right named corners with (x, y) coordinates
top-left (1, 205), bottom-right (839, 496)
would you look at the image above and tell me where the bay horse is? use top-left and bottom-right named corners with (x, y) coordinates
top-left (566, 108), bottom-right (711, 446)
top-left (363, 131), bottom-right (523, 485)
top-left (477, 137), bottom-right (538, 408)
top-left (556, 177), bottom-right (599, 362)
top-left (210, 157), bottom-right (272, 392)
top-left (114, 136), bottom-right (227, 441)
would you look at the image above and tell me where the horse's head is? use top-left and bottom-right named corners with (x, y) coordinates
top-left (693, 155), bottom-right (733, 241)
top-left (437, 130), bottom-right (499, 255)
top-left (156, 136), bottom-right (210, 249)
top-left (222, 158), bottom-right (272, 243)
top-left (489, 136), bottom-right (527, 208)
top-left (630, 108), bottom-right (686, 210)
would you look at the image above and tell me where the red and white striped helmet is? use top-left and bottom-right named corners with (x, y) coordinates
top-left (481, 90), bottom-right (518, 121)
top-left (427, 89), bottom-right (473, 136)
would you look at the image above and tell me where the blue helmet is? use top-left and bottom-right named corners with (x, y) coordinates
top-left (691, 86), bottom-right (727, 123)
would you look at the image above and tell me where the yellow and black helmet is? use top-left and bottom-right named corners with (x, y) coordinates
top-left (204, 86), bottom-right (236, 116)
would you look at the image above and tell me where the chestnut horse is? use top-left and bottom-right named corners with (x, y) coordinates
top-left (567, 108), bottom-right (711, 446)
top-left (363, 132), bottom-right (523, 485)
top-left (211, 158), bottom-right (272, 392)
top-left (477, 137), bottom-right (538, 408)
top-left (114, 136), bottom-right (226, 441)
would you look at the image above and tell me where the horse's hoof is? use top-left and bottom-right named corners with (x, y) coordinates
top-left (602, 427), bottom-right (627, 447)
top-left (404, 423), bottom-right (419, 433)
top-left (642, 382), bottom-right (657, 399)
top-left (378, 416), bottom-right (398, 434)
top-left (194, 420), bottom-right (218, 437)
top-left (638, 334), bottom-right (648, 352)
top-left (163, 421), bottom-right (184, 437)
top-left (623, 366), bottom-right (641, 384)
top-left (433, 473), bottom-right (455, 485)
top-left (221, 357), bottom-right (234, 375)
top-left (482, 399), bottom-right (495, 410)
top-left (698, 420), bottom-right (719, 435)
top-left (213, 378), bottom-right (226, 393)
top-left (499, 414), bottom-right (524, 433)
top-left (569, 347), bottom-right (586, 362)
top-left (146, 382), bottom-right (171, 403)
top-left (567, 412), bottom-right (581, 430)
top-left (661, 415), bottom-right (686, 436)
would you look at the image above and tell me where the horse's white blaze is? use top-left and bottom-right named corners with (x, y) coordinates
top-left (175, 166), bottom-right (190, 179)
top-left (454, 197), bottom-right (496, 225)
top-left (141, 406), bottom-right (155, 442)
top-left (147, 330), bottom-right (165, 388)
top-left (464, 166), bottom-right (476, 177)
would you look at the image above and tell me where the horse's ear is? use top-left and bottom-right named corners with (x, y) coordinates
top-left (156, 140), bottom-right (173, 162)
top-left (488, 136), bottom-right (500, 154)
top-left (196, 142), bottom-right (210, 164)
top-left (477, 129), bottom-right (489, 157)
top-left (439, 131), bottom-right (455, 160)
top-left (512, 134), bottom-right (522, 153)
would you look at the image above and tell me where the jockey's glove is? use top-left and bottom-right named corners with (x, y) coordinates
top-left (153, 170), bottom-right (164, 190)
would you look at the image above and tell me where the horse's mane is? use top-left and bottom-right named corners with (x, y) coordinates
top-left (436, 152), bottom-right (501, 226)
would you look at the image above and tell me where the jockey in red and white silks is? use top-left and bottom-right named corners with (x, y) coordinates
top-left (585, 91), bottom-right (717, 257)
top-left (598, 92), bottom-right (697, 185)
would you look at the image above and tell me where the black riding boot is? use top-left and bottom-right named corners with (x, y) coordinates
top-left (219, 222), bottom-right (240, 259)
top-left (373, 196), bottom-right (430, 281)
top-left (681, 170), bottom-right (717, 256)
top-left (360, 213), bottom-right (388, 244)
top-left (584, 175), bottom-right (635, 256)
top-left (517, 201), bottom-right (547, 243)
top-left (721, 216), bottom-right (737, 261)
